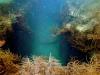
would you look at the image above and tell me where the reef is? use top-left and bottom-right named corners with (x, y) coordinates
top-left (0, 50), bottom-right (20, 75)
top-left (0, 50), bottom-right (100, 75)
top-left (0, 1), bottom-right (100, 75)
top-left (57, 9), bottom-right (100, 55)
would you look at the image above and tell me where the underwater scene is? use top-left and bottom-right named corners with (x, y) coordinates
top-left (0, 0), bottom-right (100, 75)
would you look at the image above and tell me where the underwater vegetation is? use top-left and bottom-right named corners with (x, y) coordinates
top-left (56, 0), bottom-right (100, 55)
top-left (57, 11), bottom-right (100, 55)
top-left (0, 50), bottom-right (20, 75)
top-left (0, 0), bottom-right (100, 75)
top-left (0, 50), bottom-right (100, 75)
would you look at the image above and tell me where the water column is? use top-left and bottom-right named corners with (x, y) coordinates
top-left (29, 0), bottom-right (65, 58)
top-left (12, 0), bottom-right (67, 63)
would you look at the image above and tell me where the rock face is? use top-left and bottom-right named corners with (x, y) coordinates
top-left (0, 16), bottom-right (12, 49)
top-left (93, 24), bottom-right (100, 34)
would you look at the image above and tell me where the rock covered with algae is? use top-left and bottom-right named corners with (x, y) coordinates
top-left (0, 50), bottom-right (99, 75)
top-left (20, 55), bottom-right (100, 75)
top-left (0, 50), bottom-right (20, 75)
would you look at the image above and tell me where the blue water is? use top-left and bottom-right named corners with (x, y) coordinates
top-left (13, 0), bottom-right (67, 58)
top-left (28, 0), bottom-right (66, 58)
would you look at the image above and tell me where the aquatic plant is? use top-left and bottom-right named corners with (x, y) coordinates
top-left (0, 50), bottom-right (99, 75)
top-left (20, 56), bottom-right (63, 75)
top-left (0, 50), bottom-right (20, 75)
top-left (20, 54), bottom-right (100, 75)
top-left (0, 16), bottom-right (12, 33)
top-left (58, 11), bottom-right (100, 53)
top-left (57, 0), bottom-right (100, 54)
top-left (65, 54), bottom-right (100, 75)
